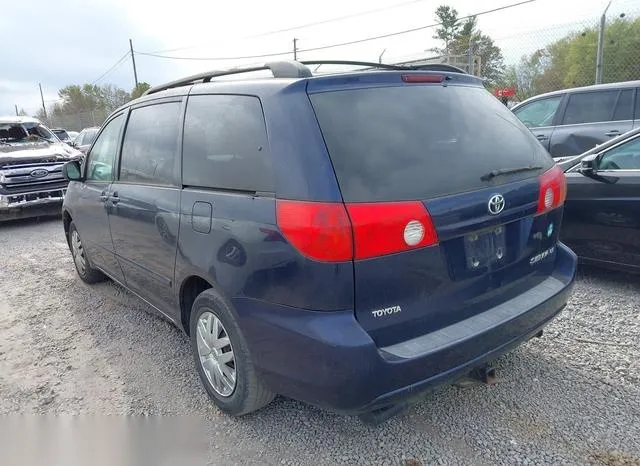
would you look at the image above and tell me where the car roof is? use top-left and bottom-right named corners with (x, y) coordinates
top-left (0, 116), bottom-right (42, 124)
top-left (513, 80), bottom-right (640, 109)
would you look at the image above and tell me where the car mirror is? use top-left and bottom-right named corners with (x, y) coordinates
top-left (579, 155), bottom-right (597, 176)
top-left (578, 154), bottom-right (617, 184)
top-left (62, 161), bottom-right (83, 181)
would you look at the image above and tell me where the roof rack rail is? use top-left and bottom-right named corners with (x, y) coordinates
top-left (143, 59), bottom-right (470, 96)
top-left (300, 60), bottom-right (468, 74)
top-left (143, 61), bottom-right (313, 96)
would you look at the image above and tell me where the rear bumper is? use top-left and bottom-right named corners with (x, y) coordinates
top-left (236, 242), bottom-right (577, 414)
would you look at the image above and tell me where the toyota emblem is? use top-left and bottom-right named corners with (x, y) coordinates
top-left (30, 168), bottom-right (49, 178)
top-left (487, 194), bottom-right (505, 215)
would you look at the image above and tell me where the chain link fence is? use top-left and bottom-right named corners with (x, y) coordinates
top-left (489, 6), bottom-right (639, 102)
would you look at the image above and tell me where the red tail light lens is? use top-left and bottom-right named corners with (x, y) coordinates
top-left (276, 200), bottom-right (353, 262)
top-left (537, 165), bottom-right (567, 214)
top-left (346, 202), bottom-right (438, 260)
top-left (401, 74), bottom-right (444, 83)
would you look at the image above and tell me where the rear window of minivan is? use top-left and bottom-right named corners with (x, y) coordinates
top-left (310, 84), bottom-right (553, 202)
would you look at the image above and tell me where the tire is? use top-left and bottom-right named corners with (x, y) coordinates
top-left (190, 289), bottom-right (274, 416)
top-left (68, 221), bottom-right (106, 284)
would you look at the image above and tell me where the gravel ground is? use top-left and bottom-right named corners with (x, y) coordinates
top-left (1, 217), bottom-right (639, 465)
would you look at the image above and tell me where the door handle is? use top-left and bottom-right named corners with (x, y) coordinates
top-left (99, 191), bottom-right (109, 202)
top-left (605, 130), bottom-right (620, 137)
top-left (110, 191), bottom-right (120, 205)
top-left (536, 134), bottom-right (548, 141)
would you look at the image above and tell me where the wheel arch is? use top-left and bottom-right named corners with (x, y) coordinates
top-left (62, 209), bottom-right (73, 245)
top-left (179, 274), bottom-right (214, 335)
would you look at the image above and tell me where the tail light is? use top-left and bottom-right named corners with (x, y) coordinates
top-left (346, 202), bottom-right (438, 260)
top-left (276, 200), bottom-right (438, 262)
top-left (537, 165), bottom-right (567, 214)
top-left (276, 201), bottom-right (353, 262)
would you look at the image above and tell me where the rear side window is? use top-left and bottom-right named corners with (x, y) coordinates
top-left (612, 89), bottom-right (634, 121)
top-left (182, 94), bottom-right (273, 192)
top-left (310, 84), bottom-right (553, 202)
top-left (119, 102), bottom-right (181, 186)
top-left (562, 91), bottom-right (618, 125)
top-left (513, 96), bottom-right (562, 128)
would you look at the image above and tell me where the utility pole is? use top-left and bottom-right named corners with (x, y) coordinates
top-left (595, 0), bottom-right (612, 84)
top-left (129, 39), bottom-right (139, 87)
top-left (293, 38), bottom-right (298, 60)
top-left (468, 36), bottom-right (474, 75)
top-left (15, 104), bottom-right (19, 116)
top-left (38, 83), bottom-right (47, 119)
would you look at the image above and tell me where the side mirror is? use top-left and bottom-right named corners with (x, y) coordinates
top-left (62, 160), bottom-right (83, 181)
top-left (578, 153), bottom-right (617, 184)
top-left (579, 154), bottom-right (597, 177)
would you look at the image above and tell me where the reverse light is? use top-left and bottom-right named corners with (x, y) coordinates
top-left (403, 220), bottom-right (425, 246)
top-left (537, 165), bottom-right (567, 214)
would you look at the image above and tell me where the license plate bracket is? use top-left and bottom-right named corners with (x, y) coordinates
top-left (463, 225), bottom-right (506, 270)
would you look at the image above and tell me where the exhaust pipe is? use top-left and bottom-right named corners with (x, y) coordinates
top-left (358, 402), bottom-right (408, 426)
top-left (468, 365), bottom-right (497, 385)
top-left (454, 364), bottom-right (498, 388)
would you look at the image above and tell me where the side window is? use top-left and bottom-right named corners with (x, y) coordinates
top-left (562, 91), bottom-right (618, 125)
top-left (612, 89), bottom-right (634, 121)
top-left (182, 95), bottom-right (273, 192)
top-left (86, 115), bottom-right (124, 181)
top-left (513, 96), bottom-right (562, 128)
top-left (635, 89), bottom-right (640, 120)
top-left (599, 136), bottom-right (640, 170)
top-left (119, 102), bottom-right (181, 186)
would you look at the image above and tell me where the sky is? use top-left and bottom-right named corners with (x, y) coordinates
top-left (1, 0), bottom-right (637, 116)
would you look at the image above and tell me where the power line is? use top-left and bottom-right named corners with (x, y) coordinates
top-left (136, 49), bottom-right (292, 61)
top-left (91, 51), bottom-right (131, 84)
top-left (137, 0), bottom-right (536, 62)
top-left (149, 0), bottom-right (431, 54)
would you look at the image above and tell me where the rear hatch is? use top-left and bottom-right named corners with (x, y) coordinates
top-left (308, 73), bottom-right (565, 347)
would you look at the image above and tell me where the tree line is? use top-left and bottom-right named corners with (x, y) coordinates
top-left (35, 82), bottom-right (151, 128)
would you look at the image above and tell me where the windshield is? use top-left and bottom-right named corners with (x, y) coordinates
top-left (52, 130), bottom-right (69, 140)
top-left (0, 122), bottom-right (58, 144)
top-left (309, 84), bottom-right (554, 202)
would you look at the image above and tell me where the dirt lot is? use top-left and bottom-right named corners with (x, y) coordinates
top-left (1, 217), bottom-right (639, 465)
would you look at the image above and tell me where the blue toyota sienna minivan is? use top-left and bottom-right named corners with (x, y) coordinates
top-left (60, 61), bottom-right (576, 422)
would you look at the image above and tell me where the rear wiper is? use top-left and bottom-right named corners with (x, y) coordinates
top-left (481, 165), bottom-right (543, 182)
